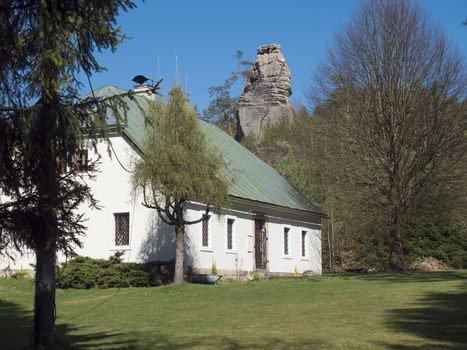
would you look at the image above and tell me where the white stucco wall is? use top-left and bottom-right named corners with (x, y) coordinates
top-left (183, 207), bottom-right (255, 275)
top-left (0, 245), bottom-right (35, 272)
top-left (266, 216), bottom-right (322, 274)
top-left (73, 136), bottom-right (153, 263)
top-left (0, 136), bottom-right (153, 271)
top-left (182, 206), bottom-right (322, 275)
top-left (1, 135), bottom-right (322, 276)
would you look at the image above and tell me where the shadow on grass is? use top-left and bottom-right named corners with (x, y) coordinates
top-left (0, 299), bottom-right (32, 349)
top-left (0, 298), bottom-right (137, 349)
top-left (380, 281), bottom-right (467, 349)
top-left (132, 336), bottom-right (326, 350)
top-left (0, 297), bottom-right (327, 349)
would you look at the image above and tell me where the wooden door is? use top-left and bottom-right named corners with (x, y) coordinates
top-left (255, 218), bottom-right (267, 270)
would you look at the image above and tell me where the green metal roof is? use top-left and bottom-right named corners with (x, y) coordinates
top-left (92, 85), bottom-right (323, 216)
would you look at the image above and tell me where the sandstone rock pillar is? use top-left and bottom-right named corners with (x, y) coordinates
top-left (237, 44), bottom-right (294, 140)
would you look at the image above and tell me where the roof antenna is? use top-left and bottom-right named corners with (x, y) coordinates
top-left (175, 51), bottom-right (180, 86)
top-left (157, 53), bottom-right (160, 80)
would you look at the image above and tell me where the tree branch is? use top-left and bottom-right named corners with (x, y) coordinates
top-left (184, 204), bottom-right (211, 225)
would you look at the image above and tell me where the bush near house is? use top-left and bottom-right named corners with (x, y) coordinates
top-left (57, 253), bottom-right (152, 289)
top-left (56, 253), bottom-right (193, 289)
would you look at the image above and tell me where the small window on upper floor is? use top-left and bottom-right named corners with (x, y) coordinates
top-left (114, 212), bottom-right (129, 246)
top-left (76, 150), bottom-right (88, 172)
top-left (58, 158), bottom-right (67, 174)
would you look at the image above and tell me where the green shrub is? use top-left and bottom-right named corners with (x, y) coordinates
top-left (248, 271), bottom-right (261, 282)
top-left (404, 217), bottom-right (467, 269)
top-left (57, 252), bottom-right (152, 289)
top-left (11, 270), bottom-right (29, 279)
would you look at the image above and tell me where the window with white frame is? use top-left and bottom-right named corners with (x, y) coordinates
top-left (227, 218), bottom-right (234, 250)
top-left (283, 227), bottom-right (290, 256)
top-left (301, 230), bottom-right (307, 257)
top-left (202, 215), bottom-right (211, 247)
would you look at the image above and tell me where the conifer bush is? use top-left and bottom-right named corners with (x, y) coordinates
top-left (57, 253), bottom-right (151, 289)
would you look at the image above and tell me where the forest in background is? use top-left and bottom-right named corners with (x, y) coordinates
top-left (206, 102), bottom-right (467, 272)
top-left (251, 111), bottom-right (467, 271)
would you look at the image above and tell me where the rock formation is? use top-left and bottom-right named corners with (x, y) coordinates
top-left (237, 44), bottom-right (294, 139)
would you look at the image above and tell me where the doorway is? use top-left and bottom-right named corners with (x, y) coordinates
top-left (255, 218), bottom-right (267, 270)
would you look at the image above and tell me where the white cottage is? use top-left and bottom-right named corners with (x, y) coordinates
top-left (1, 85), bottom-right (324, 278)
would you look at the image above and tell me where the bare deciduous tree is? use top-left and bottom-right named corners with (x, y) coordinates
top-left (311, 0), bottom-right (467, 271)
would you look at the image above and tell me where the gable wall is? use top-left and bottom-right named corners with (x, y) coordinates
top-left (74, 136), bottom-right (153, 262)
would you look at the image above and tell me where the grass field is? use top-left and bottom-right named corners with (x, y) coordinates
top-left (1, 271), bottom-right (466, 349)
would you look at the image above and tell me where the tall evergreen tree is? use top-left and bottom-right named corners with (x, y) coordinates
top-left (132, 87), bottom-right (230, 284)
top-left (0, 1), bottom-right (136, 348)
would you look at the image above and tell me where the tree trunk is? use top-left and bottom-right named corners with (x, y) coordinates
top-left (32, 240), bottom-right (56, 349)
top-left (389, 192), bottom-right (406, 272)
top-left (327, 228), bottom-right (332, 271)
top-left (32, 91), bottom-right (59, 348)
top-left (389, 223), bottom-right (405, 272)
top-left (174, 222), bottom-right (185, 284)
top-left (330, 199), bottom-right (335, 269)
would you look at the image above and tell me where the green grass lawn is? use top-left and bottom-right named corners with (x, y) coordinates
top-left (1, 271), bottom-right (466, 349)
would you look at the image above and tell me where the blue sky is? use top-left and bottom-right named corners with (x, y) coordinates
top-left (88, 0), bottom-right (467, 112)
